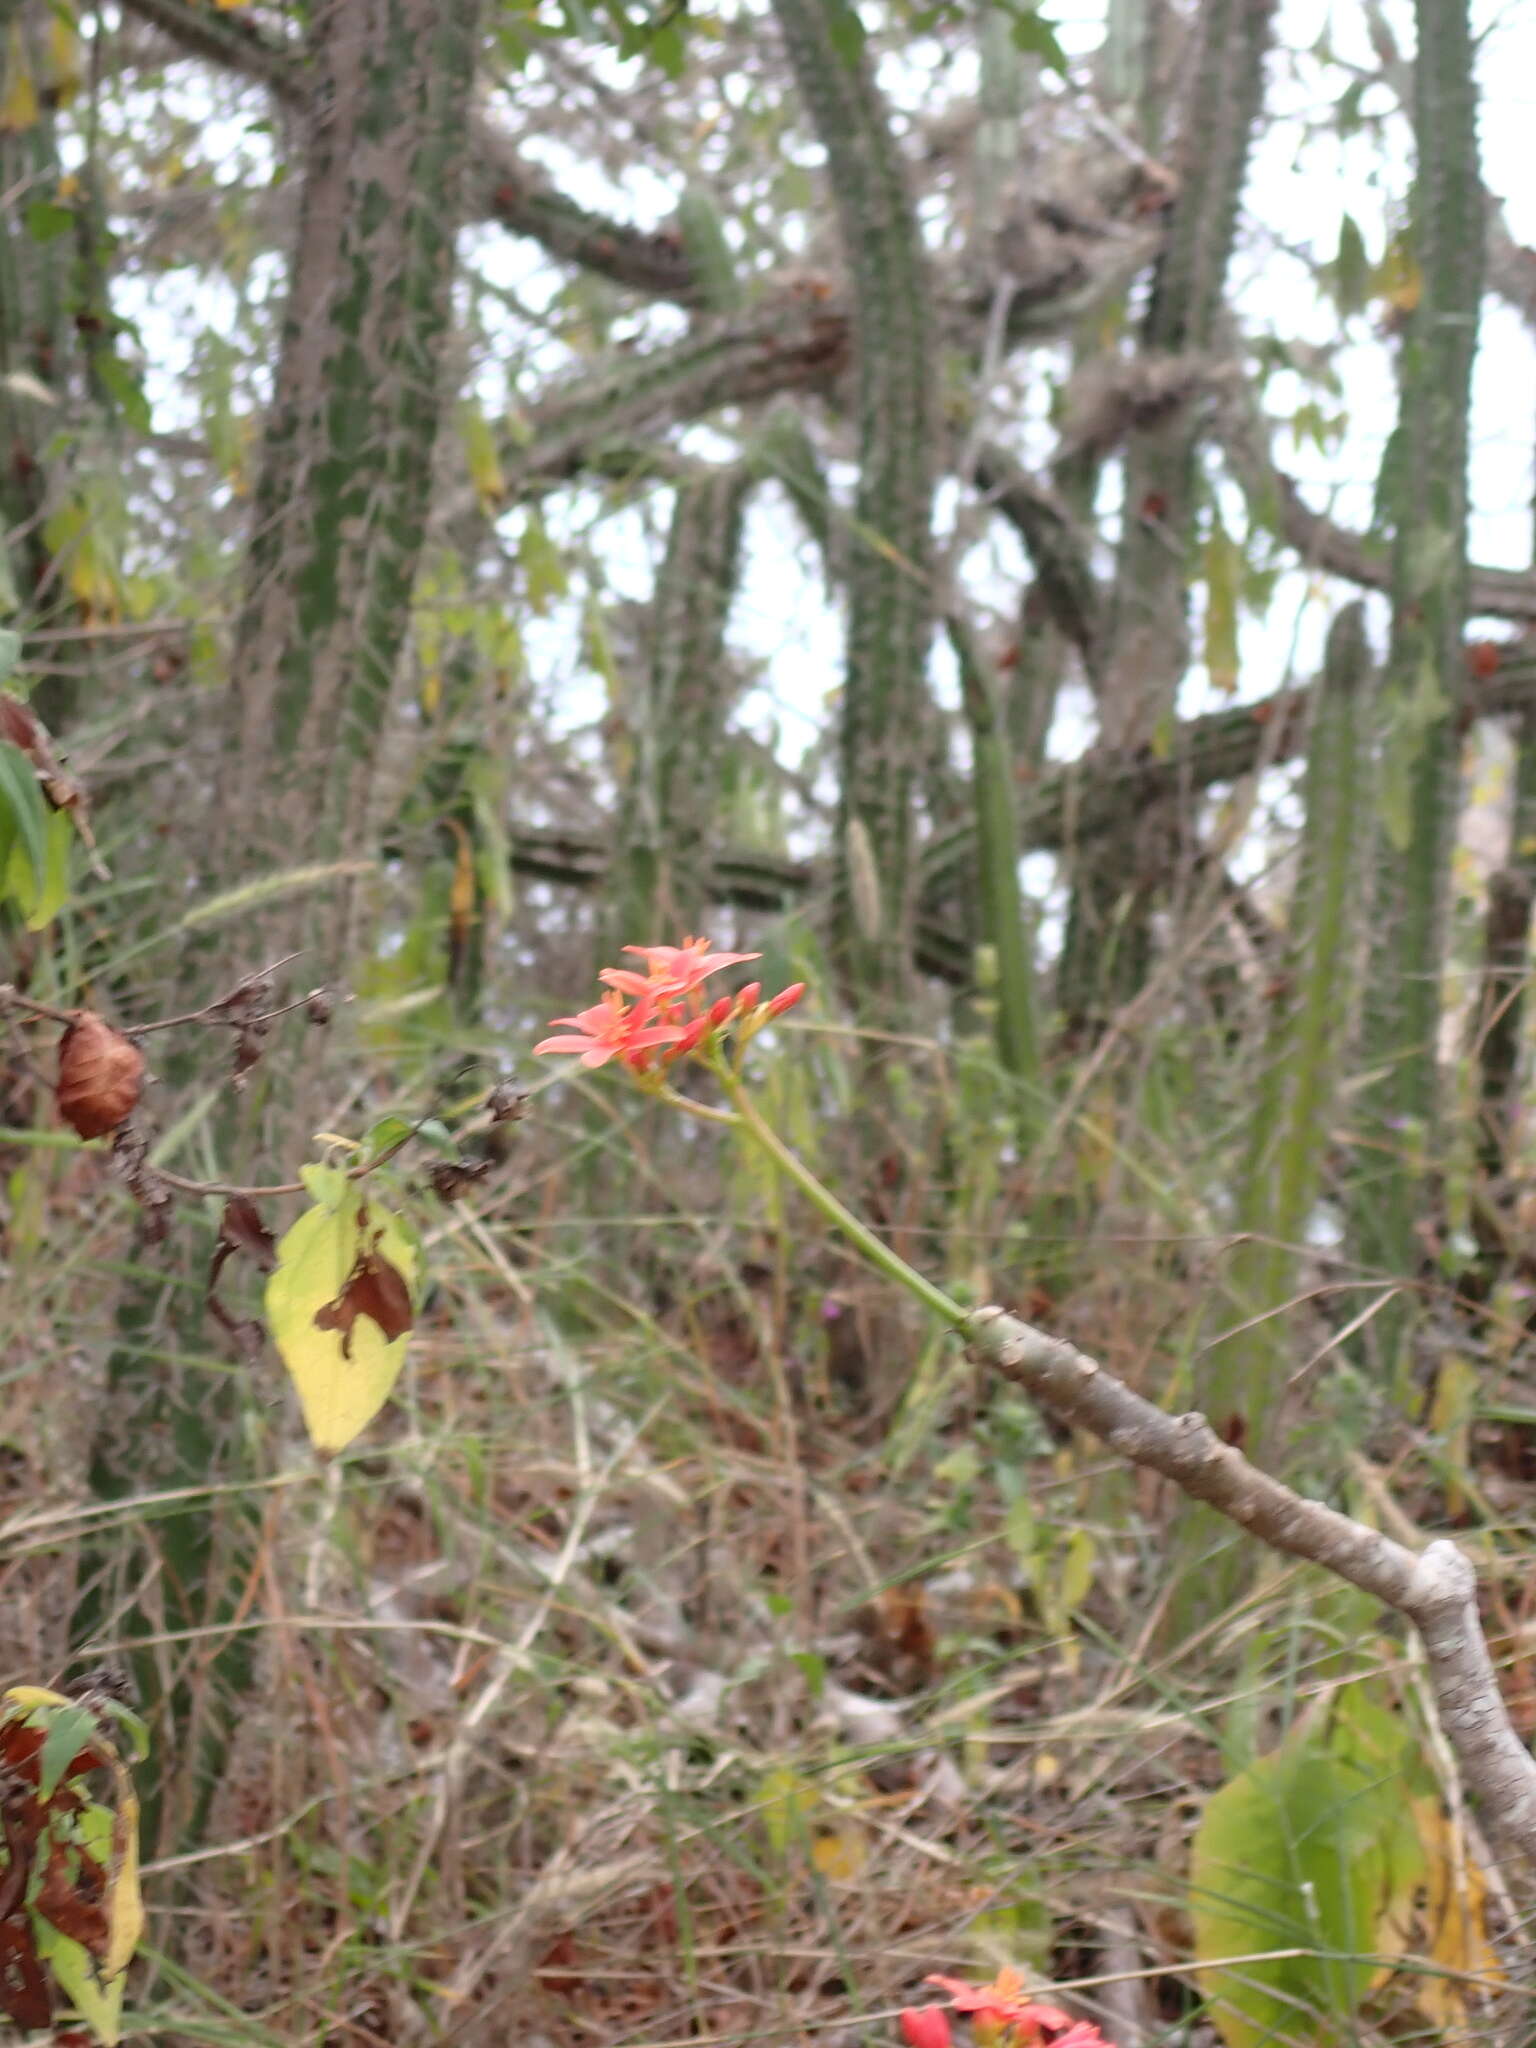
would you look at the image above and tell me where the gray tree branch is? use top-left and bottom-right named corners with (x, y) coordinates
top-left (964, 1304), bottom-right (1536, 1858)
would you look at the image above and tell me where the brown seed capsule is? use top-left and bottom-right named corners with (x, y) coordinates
top-left (56, 1011), bottom-right (145, 1139)
top-left (487, 1079), bottom-right (529, 1124)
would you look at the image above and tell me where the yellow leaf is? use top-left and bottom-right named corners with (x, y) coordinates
top-left (265, 1171), bottom-right (421, 1454)
top-left (1057, 1528), bottom-right (1096, 1616)
top-left (459, 403), bottom-right (506, 511)
top-left (0, 1683), bottom-right (71, 1712)
top-left (759, 1766), bottom-right (815, 1859)
top-left (43, 13), bottom-right (82, 106)
top-left (0, 27), bottom-right (38, 132)
top-left (1427, 1353), bottom-right (1479, 1518)
top-left (102, 1774), bottom-right (143, 1979)
top-left (810, 1825), bottom-right (868, 1883)
top-left (1374, 233), bottom-right (1422, 319)
top-left (1406, 1798), bottom-right (1503, 2030)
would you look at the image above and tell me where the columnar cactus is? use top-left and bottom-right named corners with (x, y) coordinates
top-left (1348, 0), bottom-right (1481, 1348)
top-left (770, 0), bottom-right (936, 1024)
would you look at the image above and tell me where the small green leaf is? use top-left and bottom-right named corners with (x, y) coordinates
top-left (13, 806), bottom-right (73, 930)
top-left (1203, 516), bottom-right (1242, 693)
top-left (32, 1918), bottom-right (125, 2045)
top-left (361, 1114), bottom-right (417, 1163)
top-left (1333, 212), bottom-right (1370, 316)
top-left (824, 0), bottom-right (866, 64)
top-left (92, 351), bottom-right (152, 434)
top-left (0, 626), bottom-right (21, 679)
top-left (1006, 2), bottom-right (1068, 75)
top-left (24, 197), bottom-right (74, 244)
top-left (38, 1703), bottom-right (101, 1800)
top-left (517, 511), bottom-right (569, 614)
top-left (0, 740), bottom-right (47, 902)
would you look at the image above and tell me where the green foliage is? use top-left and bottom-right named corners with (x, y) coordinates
top-left (1190, 1687), bottom-right (1428, 2048)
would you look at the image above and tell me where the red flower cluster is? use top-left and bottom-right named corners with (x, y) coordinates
top-left (899, 1969), bottom-right (1113, 2048)
top-left (534, 937), bottom-right (806, 1074)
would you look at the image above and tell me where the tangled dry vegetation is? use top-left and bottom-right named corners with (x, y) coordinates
top-left (5, 1015), bottom-right (1535, 2047)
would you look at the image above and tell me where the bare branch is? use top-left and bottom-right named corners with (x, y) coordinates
top-left (975, 441), bottom-right (1103, 672)
top-left (1220, 394), bottom-right (1536, 622)
top-left (965, 1303), bottom-right (1536, 1858)
top-left (120, 0), bottom-right (709, 304)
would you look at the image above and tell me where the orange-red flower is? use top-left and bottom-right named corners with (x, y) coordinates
top-left (899, 2007), bottom-right (954, 2048)
top-left (614, 936), bottom-right (760, 995)
top-left (532, 991), bottom-right (683, 1071)
top-left (537, 939), bottom-right (808, 1078)
top-left (920, 1971), bottom-right (1107, 2048)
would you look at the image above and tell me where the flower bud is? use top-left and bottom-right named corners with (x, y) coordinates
top-left (706, 995), bottom-right (734, 1029)
top-left (735, 981), bottom-right (762, 1015)
top-left (765, 982), bottom-right (806, 1019)
top-left (666, 1015), bottom-right (710, 1060)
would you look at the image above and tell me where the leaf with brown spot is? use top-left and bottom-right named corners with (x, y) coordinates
top-left (220, 1197), bottom-right (276, 1274)
top-left (265, 1171), bottom-right (422, 1452)
top-left (313, 1246), bottom-right (415, 1360)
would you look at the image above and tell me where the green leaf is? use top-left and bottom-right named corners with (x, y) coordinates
top-left (92, 350), bottom-right (152, 434)
top-left (265, 1183), bottom-right (422, 1454)
top-left (1005, 2), bottom-right (1068, 75)
top-left (0, 626), bottom-right (21, 679)
top-left (360, 1114), bottom-right (417, 1163)
top-left (32, 1918), bottom-right (125, 2045)
top-left (0, 740), bottom-right (47, 904)
top-left (824, 0), bottom-right (866, 64)
top-left (1190, 1707), bottom-right (1426, 2048)
top-left (11, 806), bottom-right (73, 930)
top-left (517, 511), bottom-right (569, 614)
top-left (1203, 516), bottom-right (1242, 693)
top-left (38, 1702), bottom-right (101, 1799)
top-left (1334, 212), bottom-right (1370, 316)
top-left (24, 197), bottom-right (75, 244)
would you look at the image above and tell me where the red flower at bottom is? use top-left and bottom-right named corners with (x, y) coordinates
top-left (919, 1971), bottom-right (1111, 2048)
top-left (899, 2007), bottom-right (954, 2048)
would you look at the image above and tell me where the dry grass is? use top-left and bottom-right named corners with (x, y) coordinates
top-left (3, 1014), bottom-right (1534, 2046)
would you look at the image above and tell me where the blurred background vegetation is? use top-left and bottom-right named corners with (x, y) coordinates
top-left (0, 0), bottom-right (1533, 2037)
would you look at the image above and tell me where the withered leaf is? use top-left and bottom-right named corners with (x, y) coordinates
top-left (56, 1014), bottom-right (144, 1140)
top-left (220, 1198), bottom-right (276, 1274)
top-left (0, 1915), bottom-right (51, 2031)
top-left (487, 1078), bottom-right (529, 1124)
top-left (207, 1200), bottom-right (276, 1357)
top-left (425, 1159), bottom-right (491, 1202)
top-left (109, 1123), bottom-right (172, 1242)
top-left (313, 1236), bottom-right (415, 1360)
top-left (35, 1837), bottom-right (107, 1954)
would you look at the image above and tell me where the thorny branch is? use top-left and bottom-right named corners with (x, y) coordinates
top-left (964, 1304), bottom-right (1536, 1859)
top-left (0, 968), bottom-right (526, 1215)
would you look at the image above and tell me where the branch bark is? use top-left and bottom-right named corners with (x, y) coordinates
top-left (964, 1303), bottom-right (1536, 1858)
top-left (504, 648), bottom-right (1536, 972)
